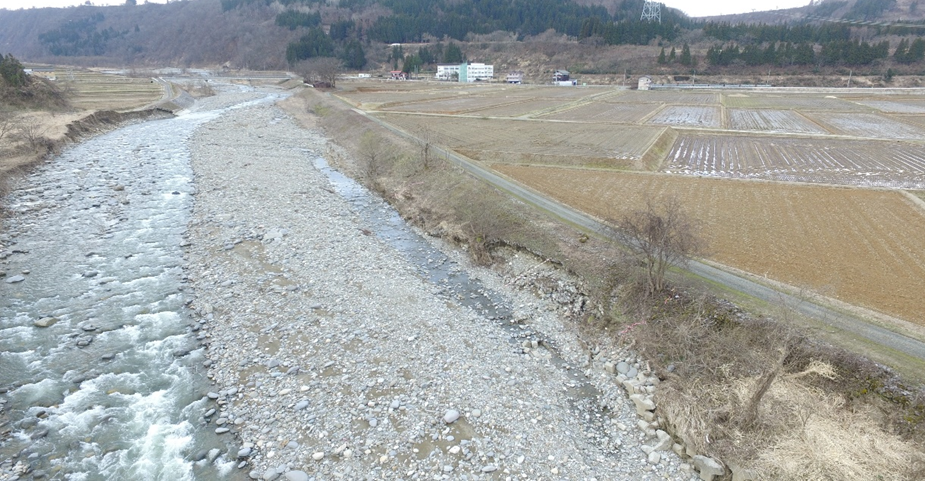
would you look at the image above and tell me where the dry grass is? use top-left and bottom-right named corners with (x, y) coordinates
top-left (751, 377), bottom-right (923, 480)
top-left (625, 291), bottom-right (925, 481)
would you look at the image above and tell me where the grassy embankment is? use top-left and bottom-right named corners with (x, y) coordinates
top-left (280, 85), bottom-right (925, 480)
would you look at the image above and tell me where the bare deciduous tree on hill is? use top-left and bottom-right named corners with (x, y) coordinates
top-left (614, 195), bottom-right (706, 296)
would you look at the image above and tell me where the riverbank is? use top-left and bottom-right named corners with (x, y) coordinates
top-left (183, 90), bottom-right (695, 480)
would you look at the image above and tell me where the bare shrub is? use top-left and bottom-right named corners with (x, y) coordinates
top-left (612, 195), bottom-right (706, 296)
top-left (454, 187), bottom-right (526, 266)
top-left (0, 111), bottom-right (21, 145)
top-left (356, 130), bottom-right (395, 187)
top-left (17, 119), bottom-right (49, 151)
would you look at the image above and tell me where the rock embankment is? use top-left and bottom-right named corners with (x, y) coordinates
top-left (182, 93), bottom-right (696, 480)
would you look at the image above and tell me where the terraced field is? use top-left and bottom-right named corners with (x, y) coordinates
top-left (492, 166), bottom-right (925, 324)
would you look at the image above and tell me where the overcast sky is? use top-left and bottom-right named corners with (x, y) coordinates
top-left (2, 0), bottom-right (814, 18)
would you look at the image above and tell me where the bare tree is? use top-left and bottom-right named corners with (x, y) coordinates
top-left (614, 195), bottom-right (706, 296)
top-left (297, 57), bottom-right (343, 88)
top-left (18, 119), bottom-right (49, 151)
top-left (0, 111), bottom-right (21, 148)
top-left (356, 130), bottom-right (391, 186)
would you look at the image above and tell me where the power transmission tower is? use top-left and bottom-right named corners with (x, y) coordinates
top-left (641, 0), bottom-right (661, 23)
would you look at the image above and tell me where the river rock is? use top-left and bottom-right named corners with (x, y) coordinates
top-left (312, 451), bottom-right (324, 461)
top-left (616, 361), bottom-right (630, 374)
top-left (284, 470), bottom-right (309, 481)
top-left (215, 427), bottom-right (230, 434)
top-left (443, 409), bottom-right (460, 424)
top-left (693, 455), bottom-right (725, 481)
top-left (237, 447), bottom-right (252, 458)
top-left (33, 317), bottom-right (57, 328)
top-left (263, 469), bottom-right (281, 481)
top-left (294, 400), bottom-right (310, 411)
top-left (5, 275), bottom-right (25, 284)
top-left (630, 394), bottom-right (656, 413)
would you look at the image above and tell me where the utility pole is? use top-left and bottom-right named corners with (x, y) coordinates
top-left (847, 69), bottom-right (852, 88)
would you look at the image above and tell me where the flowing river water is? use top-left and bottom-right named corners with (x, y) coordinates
top-left (1, 87), bottom-right (606, 480)
top-left (0, 90), bottom-right (277, 480)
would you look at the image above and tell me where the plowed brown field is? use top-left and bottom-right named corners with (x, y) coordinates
top-left (493, 165), bottom-right (925, 324)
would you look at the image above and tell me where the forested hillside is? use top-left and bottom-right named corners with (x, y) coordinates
top-left (1, 0), bottom-right (924, 80)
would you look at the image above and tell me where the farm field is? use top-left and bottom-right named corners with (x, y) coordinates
top-left (376, 112), bottom-right (662, 167)
top-left (538, 102), bottom-right (660, 123)
top-left (721, 94), bottom-right (868, 111)
top-left (727, 109), bottom-right (827, 134)
top-left (463, 97), bottom-right (582, 117)
top-left (65, 70), bottom-right (164, 111)
top-left (491, 166), bottom-right (925, 325)
top-left (376, 95), bottom-right (533, 114)
top-left (856, 99), bottom-right (925, 113)
top-left (663, 134), bottom-right (925, 189)
top-left (342, 81), bottom-right (925, 325)
top-left (646, 105), bottom-right (722, 127)
top-left (805, 112), bottom-right (925, 139)
top-left (613, 90), bottom-right (719, 104)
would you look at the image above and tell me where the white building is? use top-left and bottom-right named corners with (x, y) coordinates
top-left (436, 62), bottom-right (494, 82)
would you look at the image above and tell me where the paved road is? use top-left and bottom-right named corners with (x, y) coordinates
top-left (331, 94), bottom-right (925, 370)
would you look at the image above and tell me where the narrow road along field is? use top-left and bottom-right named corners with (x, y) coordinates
top-left (183, 90), bottom-right (693, 480)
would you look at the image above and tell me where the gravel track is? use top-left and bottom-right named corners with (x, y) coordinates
top-left (183, 90), bottom-right (694, 481)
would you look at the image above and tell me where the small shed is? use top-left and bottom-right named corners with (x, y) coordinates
top-left (506, 71), bottom-right (523, 84)
top-left (390, 70), bottom-right (406, 80)
top-left (553, 70), bottom-right (570, 82)
top-left (638, 76), bottom-right (653, 90)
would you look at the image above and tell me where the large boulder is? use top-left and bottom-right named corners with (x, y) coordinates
top-left (692, 455), bottom-right (725, 481)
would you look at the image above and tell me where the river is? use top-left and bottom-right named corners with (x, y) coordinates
top-left (0, 89), bottom-right (273, 480)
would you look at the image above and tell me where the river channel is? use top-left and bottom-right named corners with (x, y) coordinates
top-left (1, 86), bottom-right (609, 480)
top-left (0, 90), bottom-right (275, 480)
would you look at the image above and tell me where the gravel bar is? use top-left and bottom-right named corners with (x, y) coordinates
top-left (183, 88), bottom-right (695, 481)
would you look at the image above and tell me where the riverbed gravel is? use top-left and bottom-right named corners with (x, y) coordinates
top-left (183, 89), bottom-right (695, 481)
